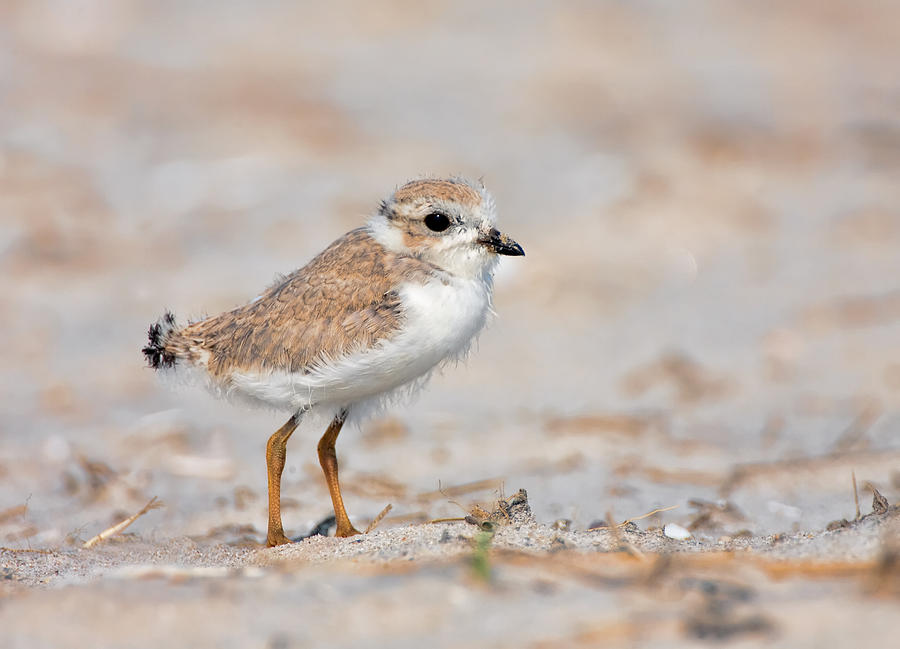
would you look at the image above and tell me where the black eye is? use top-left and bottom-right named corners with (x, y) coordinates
top-left (424, 212), bottom-right (451, 232)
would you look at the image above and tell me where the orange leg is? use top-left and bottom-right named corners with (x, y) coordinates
top-left (317, 411), bottom-right (361, 537)
top-left (265, 411), bottom-right (303, 547)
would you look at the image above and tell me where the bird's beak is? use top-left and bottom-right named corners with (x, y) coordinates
top-left (478, 228), bottom-right (525, 256)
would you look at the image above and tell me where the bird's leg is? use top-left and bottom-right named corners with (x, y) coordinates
top-left (317, 410), bottom-right (361, 537)
top-left (265, 410), bottom-right (304, 547)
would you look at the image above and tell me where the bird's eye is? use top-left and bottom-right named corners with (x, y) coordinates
top-left (424, 212), bottom-right (451, 232)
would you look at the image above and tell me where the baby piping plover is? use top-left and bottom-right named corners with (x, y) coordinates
top-left (142, 177), bottom-right (524, 546)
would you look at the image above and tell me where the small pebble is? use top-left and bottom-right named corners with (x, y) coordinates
top-left (551, 519), bottom-right (571, 532)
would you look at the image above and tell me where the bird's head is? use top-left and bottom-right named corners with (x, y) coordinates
top-left (368, 177), bottom-right (524, 280)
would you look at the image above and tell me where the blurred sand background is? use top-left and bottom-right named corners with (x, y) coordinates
top-left (1, 1), bottom-right (899, 647)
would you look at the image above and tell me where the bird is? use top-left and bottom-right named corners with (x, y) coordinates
top-left (142, 177), bottom-right (524, 546)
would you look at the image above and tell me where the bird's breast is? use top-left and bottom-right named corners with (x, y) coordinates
top-left (393, 276), bottom-right (492, 365)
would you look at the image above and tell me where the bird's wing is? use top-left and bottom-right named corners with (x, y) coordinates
top-left (180, 228), bottom-right (436, 377)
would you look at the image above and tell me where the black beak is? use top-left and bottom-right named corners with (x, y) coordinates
top-left (479, 228), bottom-right (525, 256)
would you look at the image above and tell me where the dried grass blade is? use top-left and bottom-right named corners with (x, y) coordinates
top-left (83, 497), bottom-right (163, 548)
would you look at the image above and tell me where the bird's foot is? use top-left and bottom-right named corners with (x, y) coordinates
top-left (266, 529), bottom-right (292, 547)
top-left (335, 522), bottom-right (361, 538)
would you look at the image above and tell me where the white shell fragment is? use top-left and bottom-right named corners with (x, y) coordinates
top-left (663, 523), bottom-right (693, 540)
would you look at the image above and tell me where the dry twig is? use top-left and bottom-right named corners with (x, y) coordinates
top-left (364, 503), bottom-right (393, 533)
top-left (83, 497), bottom-right (163, 548)
top-left (619, 504), bottom-right (679, 527)
top-left (419, 478), bottom-right (504, 502)
top-left (605, 508), bottom-right (645, 560)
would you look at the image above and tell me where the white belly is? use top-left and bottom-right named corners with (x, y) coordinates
top-left (228, 275), bottom-right (493, 411)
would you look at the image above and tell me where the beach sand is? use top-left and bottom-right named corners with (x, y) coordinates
top-left (1, 2), bottom-right (899, 646)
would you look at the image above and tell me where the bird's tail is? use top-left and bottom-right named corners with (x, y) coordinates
top-left (142, 311), bottom-right (179, 370)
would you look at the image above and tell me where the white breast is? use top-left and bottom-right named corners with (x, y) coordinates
top-left (228, 274), bottom-right (493, 412)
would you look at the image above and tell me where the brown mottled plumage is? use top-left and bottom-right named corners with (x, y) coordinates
top-left (391, 179), bottom-right (482, 207)
top-left (165, 228), bottom-right (439, 377)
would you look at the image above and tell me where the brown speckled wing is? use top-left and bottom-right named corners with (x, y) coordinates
top-left (171, 228), bottom-right (436, 377)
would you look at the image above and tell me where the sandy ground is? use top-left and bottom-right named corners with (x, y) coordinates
top-left (1, 1), bottom-right (899, 647)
